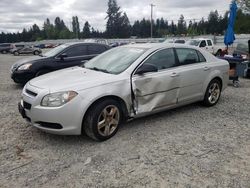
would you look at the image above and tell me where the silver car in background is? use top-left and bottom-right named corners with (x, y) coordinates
top-left (19, 43), bottom-right (229, 141)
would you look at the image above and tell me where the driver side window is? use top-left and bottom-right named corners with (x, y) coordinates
top-left (144, 48), bottom-right (176, 71)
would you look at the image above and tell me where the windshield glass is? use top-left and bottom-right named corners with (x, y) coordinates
top-left (236, 43), bottom-right (248, 52)
top-left (84, 47), bottom-right (146, 74)
top-left (43, 44), bottom-right (69, 57)
top-left (186, 40), bottom-right (200, 46)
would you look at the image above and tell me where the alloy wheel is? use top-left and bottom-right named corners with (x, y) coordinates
top-left (208, 82), bottom-right (220, 104)
top-left (97, 105), bottom-right (120, 137)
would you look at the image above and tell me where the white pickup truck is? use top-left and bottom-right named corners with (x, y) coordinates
top-left (186, 38), bottom-right (225, 56)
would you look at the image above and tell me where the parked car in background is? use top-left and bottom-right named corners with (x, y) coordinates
top-left (12, 46), bottom-right (42, 56)
top-left (186, 38), bottom-right (225, 56)
top-left (109, 42), bottom-right (129, 48)
top-left (174, 39), bottom-right (186, 44)
top-left (164, 39), bottom-right (186, 44)
top-left (233, 41), bottom-right (250, 78)
top-left (233, 42), bottom-right (249, 59)
top-left (34, 44), bottom-right (46, 49)
top-left (10, 44), bottom-right (25, 53)
top-left (0, 43), bottom-right (12, 54)
top-left (11, 42), bottom-right (110, 84)
top-left (84, 39), bottom-right (109, 45)
top-left (45, 44), bottom-right (55, 48)
top-left (18, 43), bottom-right (229, 141)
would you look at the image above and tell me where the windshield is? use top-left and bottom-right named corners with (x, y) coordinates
top-left (43, 44), bottom-right (69, 57)
top-left (84, 47), bottom-right (146, 74)
top-left (236, 43), bottom-right (248, 52)
top-left (186, 40), bottom-right (200, 46)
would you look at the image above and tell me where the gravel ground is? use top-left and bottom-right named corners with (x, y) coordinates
top-left (0, 54), bottom-right (250, 188)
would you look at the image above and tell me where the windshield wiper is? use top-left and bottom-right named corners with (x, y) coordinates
top-left (89, 67), bottom-right (110, 73)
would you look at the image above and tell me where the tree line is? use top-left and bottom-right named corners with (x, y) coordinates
top-left (1, 0), bottom-right (250, 43)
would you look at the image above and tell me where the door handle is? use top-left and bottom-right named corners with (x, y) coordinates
top-left (170, 72), bottom-right (179, 77)
top-left (204, 66), bottom-right (211, 71)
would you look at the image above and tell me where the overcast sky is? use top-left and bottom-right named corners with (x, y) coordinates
top-left (0, 0), bottom-right (231, 33)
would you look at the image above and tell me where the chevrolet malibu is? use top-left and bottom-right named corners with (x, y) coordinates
top-left (19, 43), bottom-right (229, 141)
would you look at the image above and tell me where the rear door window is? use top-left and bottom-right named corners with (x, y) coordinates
top-left (207, 40), bottom-right (213, 46)
top-left (64, 45), bottom-right (88, 57)
top-left (16, 45), bottom-right (24, 48)
top-left (196, 50), bottom-right (207, 62)
top-left (176, 48), bottom-right (200, 65)
top-left (88, 45), bottom-right (107, 55)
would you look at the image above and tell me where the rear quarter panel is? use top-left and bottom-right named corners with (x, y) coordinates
top-left (202, 58), bottom-right (229, 96)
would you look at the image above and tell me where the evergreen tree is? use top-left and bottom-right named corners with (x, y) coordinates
top-left (43, 18), bottom-right (55, 39)
top-left (132, 20), bottom-right (140, 37)
top-left (177, 15), bottom-right (187, 35)
top-left (72, 16), bottom-right (80, 38)
top-left (119, 13), bottom-right (131, 38)
top-left (82, 21), bottom-right (91, 38)
top-left (235, 9), bottom-right (250, 33)
top-left (207, 10), bottom-right (219, 34)
top-left (170, 20), bottom-right (177, 35)
top-left (106, 0), bottom-right (120, 37)
top-left (106, 0), bottom-right (123, 38)
top-left (30, 24), bottom-right (41, 41)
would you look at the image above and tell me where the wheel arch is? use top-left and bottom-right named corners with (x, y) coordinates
top-left (203, 71), bottom-right (224, 98)
top-left (81, 95), bottom-right (129, 134)
top-left (211, 76), bottom-right (223, 89)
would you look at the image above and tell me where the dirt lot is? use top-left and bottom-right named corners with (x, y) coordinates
top-left (0, 53), bottom-right (249, 188)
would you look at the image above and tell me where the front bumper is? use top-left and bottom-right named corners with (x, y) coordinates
top-left (18, 83), bottom-right (85, 135)
top-left (11, 70), bottom-right (35, 84)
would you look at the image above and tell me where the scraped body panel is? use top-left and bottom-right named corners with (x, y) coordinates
top-left (132, 70), bottom-right (180, 114)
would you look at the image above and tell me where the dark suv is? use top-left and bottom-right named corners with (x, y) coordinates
top-left (11, 42), bottom-right (110, 84)
top-left (0, 43), bottom-right (12, 54)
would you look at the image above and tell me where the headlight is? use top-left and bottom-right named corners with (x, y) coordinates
top-left (18, 64), bottom-right (32, 71)
top-left (41, 91), bottom-right (78, 107)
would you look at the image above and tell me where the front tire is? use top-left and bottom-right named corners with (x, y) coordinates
top-left (14, 51), bottom-right (19, 56)
top-left (203, 79), bottom-right (222, 107)
top-left (83, 99), bottom-right (122, 141)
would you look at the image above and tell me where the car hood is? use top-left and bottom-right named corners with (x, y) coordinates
top-left (29, 66), bottom-right (118, 92)
top-left (13, 56), bottom-right (46, 67)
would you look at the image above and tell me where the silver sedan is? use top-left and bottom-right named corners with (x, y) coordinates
top-left (19, 43), bottom-right (229, 141)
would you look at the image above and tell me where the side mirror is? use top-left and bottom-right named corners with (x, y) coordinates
top-left (135, 64), bottom-right (158, 75)
top-left (59, 53), bottom-right (68, 60)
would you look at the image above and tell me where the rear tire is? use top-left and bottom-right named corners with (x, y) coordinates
top-left (34, 51), bottom-right (39, 55)
top-left (203, 79), bottom-right (222, 107)
top-left (215, 49), bottom-right (222, 56)
top-left (2, 50), bottom-right (7, 54)
top-left (83, 99), bottom-right (122, 141)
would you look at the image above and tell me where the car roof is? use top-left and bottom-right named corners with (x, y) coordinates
top-left (123, 43), bottom-right (201, 51)
top-left (189, 38), bottom-right (212, 41)
top-left (64, 42), bottom-right (108, 46)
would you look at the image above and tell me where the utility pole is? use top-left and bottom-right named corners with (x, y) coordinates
top-left (150, 4), bottom-right (155, 38)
